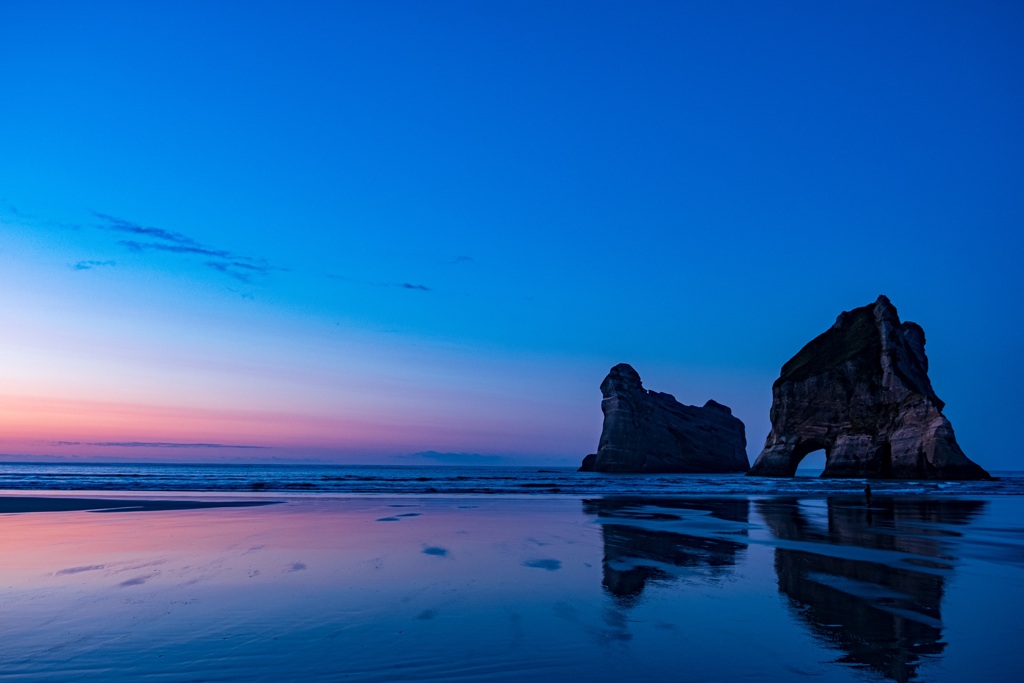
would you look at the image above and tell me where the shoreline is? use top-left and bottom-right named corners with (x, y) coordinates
top-left (1, 461), bottom-right (1020, 497)
top-left (0, 488), bottom-right (1016, 518)
top-left (0, 494), bottom-right (281, 514)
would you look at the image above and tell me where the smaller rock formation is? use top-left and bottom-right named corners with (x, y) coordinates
top-left (579, 364), bottom-right (749, 473)
top-left (748, 295), bottom-right (989, 479)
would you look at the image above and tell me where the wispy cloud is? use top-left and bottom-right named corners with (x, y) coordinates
top-left (54, 441), bottom-right (268, 449)
top-left (326, 274), bottom-right (433, 292)
top-left (91, 212), bottom-right (279, 283)
top-left (323, 253), bottom-right (470, 292)
top-left (93, 211), bottom-right (201, 247)
top-left (118, 239), bottom-right (232, 259)
top-left (206, 260), bottom-right (276, 283)
top-left (72, 259), bottom-right (116, 271)
top-left (56, 565), bottom-right (106, 575)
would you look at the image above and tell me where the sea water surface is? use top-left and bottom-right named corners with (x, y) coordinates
top-left (1, 461), bottom-right (1023, 496)
top-left (1, 464), bottom-right (1023, 682)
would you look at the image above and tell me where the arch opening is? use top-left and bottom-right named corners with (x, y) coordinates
top-left (795, 449), bottom-right (827, 477)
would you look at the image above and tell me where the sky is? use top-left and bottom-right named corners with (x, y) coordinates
top-left (2, 1), bottom-right (1022, 468)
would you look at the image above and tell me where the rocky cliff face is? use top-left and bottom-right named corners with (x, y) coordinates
top-left (748, 296), bottom-right (989, 479)
top-left (579, 364), bottom-right (749, 473)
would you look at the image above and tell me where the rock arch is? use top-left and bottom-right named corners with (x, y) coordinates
top-left (748, 296), bottom-right (988, 479)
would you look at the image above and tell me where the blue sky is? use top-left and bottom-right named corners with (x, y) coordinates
top-left (1, 1), bottom-right (1022, 468)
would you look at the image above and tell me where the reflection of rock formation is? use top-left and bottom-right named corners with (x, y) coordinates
top-left (749, 296), bottom-right (989, 479)
top-left (758, 498), bottom-right (986, 682)
top-left (580, 364), bottom-right (749, 473)
top-left (584, 498), bottom-right (749, 603)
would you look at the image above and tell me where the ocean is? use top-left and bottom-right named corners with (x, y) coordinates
top-left (0, 460), bottom-right (1021, 496)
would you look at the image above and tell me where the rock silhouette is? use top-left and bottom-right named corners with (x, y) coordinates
top-left (579, 364), bottom-right (748, 473)
top-left (749, 296), bottom-right (989, 479)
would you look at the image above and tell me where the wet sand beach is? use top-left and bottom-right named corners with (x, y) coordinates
top-left (0, 495), bottom-right (278, 514)
top-left (1, 493), bottom-right (1022, 682)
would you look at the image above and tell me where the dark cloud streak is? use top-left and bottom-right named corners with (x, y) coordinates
top-left (73, 260), bottom-right (116, 271)
top-left (92, 212), bottom-right (278, 284)
top-left (54, 441), bottom-right (269, 449)
top-left (118, 239), bottom-right (232, 259)
top-left (326, 274), bottom-right (433, 292)
top-left (93, 211), bottom-right (201, 247)
top-left (206, 260), bottom-right (279, 283)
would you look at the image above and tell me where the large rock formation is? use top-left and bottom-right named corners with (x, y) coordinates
top-left (579, 364), bottom-right (749, 473)
top-left (748, 296), bottom-right (989, 479)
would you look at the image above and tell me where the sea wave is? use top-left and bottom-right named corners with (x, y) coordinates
top-left (1, 462), bottom-right (1021, 497)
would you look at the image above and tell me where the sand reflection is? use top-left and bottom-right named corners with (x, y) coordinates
top-left (758, 498), bottom-right (986, 683)
top-left (584, 495), bottom-right (991, 682)
top-left (583, 497), bottom-right (749, 602)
